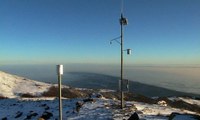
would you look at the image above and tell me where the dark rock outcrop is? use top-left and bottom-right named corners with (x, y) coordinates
top-left (15, 111), bottom-right (23, 118)
top-left (76, 101), bottom-right (84, 112)
top-left (128, 112), bottom-right (140, 120)
top-left (24, 111), bottom-right (38, 120)
top-left (83, 98), bottom-right (95, 103)
top-left (1, 117), bottom-right (7, 120)
top-left (40, 111), bottom-right (53, 119)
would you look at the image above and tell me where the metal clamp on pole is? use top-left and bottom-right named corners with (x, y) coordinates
top-left (57, 65), bottom-right (63, 120)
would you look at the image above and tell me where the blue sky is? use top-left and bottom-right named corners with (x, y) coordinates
top-left (0, 0), bottom-right (200, 65)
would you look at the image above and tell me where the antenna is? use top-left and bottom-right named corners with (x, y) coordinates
top-left (119, 0), bottom-right (130, 109)
top-left (110, 0), bottom-right (131, 109)
top-left (121, 0), bottom-right (124, 14)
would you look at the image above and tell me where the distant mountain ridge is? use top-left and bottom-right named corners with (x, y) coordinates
top-left (66, 72), bottom-right (200, 97)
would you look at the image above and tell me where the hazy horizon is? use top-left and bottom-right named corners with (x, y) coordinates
top-left (1, 64), bottom-right (200, 96)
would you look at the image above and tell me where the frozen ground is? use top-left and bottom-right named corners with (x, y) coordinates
top-left (0, 97), bottom-right (199, 120)
top-left (0, 71), bottom-right (51, 98)
top-left (0, 71), bottom-right (200, 120)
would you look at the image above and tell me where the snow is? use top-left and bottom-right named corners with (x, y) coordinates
top-left (134, 101), bottom-right (198, 117)
top-left (157, 100), bottom-right (167, 106)
top-left (68, 99), bottom-right (113, 120)
top-left (99, 89), bottom-right (116, 93)
top-left (169, 97), bottom-right (200, 106)
top-left (0, 70), bottom-right (199, 120)
top-left (1, 97), bottom-right (198, 120)
top-left (0, 71), bottom-right (52, 98)
top-left (179, 97), bottom-right (200, 106)
top-left (0, 98), bottom-right (114, 120)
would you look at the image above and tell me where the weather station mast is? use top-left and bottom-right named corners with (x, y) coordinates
top-left (119, 0), bottom-right (129, 109)
top-left (110, 0), bottom-right (131, 109)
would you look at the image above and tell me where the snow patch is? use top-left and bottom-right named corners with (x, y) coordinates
top-left (0, 71), bottom-right (52, 98)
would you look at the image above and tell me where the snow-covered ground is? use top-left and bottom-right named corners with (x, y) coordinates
top-left (0, 71), bottom-right (52, 98)
top-left (0, 97), bottom-right (199, 120)
top-left (0, 71), bottom-right (200, 120)
top-left (169, 97), bottom-right (200, 106)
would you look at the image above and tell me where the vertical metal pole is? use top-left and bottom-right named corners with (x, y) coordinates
top-left (57, 65), bottom-right (63, 120)
top-left (58, 75), bottom-right (62, 120)
top-left (120, 14), bottom-right (125, 109)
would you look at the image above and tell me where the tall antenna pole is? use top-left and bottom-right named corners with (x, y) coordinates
top-left (120, 13), bottom-right (124, 109)
top-left (120, 0), bottom-right (128, 109)
top-left (110, 0), bottom-right (129, 109)
top-left (121, 0), bottom-right (124, 14)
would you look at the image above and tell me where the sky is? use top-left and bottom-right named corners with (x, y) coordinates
top-left (0, 0), bottom-right (200, 66)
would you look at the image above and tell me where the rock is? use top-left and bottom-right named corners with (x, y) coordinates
top-left (76, 101), bottom-right (84, 112)
top-left (38, 118), bottom-right (45, 120)
top-left (1, 117), bottom-right (7, 120)
top-left (29, 112), bottom-right (38, 117)
top-left (0, 96), bottom-right (7, 99)
top-left (66, 111), bottom-right (70, 114)
top-left (24, 111), bottom-right (38, 120)
top-left (45, 106), bottom-right (50, 110)
top-left (89, 93), bottom-right (103, 98)
top-left (83, 98), bottom-right (95, 103)
top-left (15, 111), bottom-right (23, 118)
top-left (96, 93), bottom-right (103, 98)
top-left (76, 101), bottom-right (84, 107)
top-left (128, 112), bottom-right (139, 120)
top-left (40, 111), bottom-right (53, 119)
top-left (32, 112), bottom-right (38, 116)
top-left (168, 112), bottom-right (178, 120)
top-left (40, 104), bottom-right (47, 107)
top-left (10, 103), bottom-right (17, 106)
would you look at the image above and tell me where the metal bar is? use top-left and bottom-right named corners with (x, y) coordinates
top-left (110, 36), bottom-right (121, 45)
top-left (58, 75), bottom-right (62, 120)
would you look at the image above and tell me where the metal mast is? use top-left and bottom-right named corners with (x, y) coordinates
top-left (57, 65), bottom-right (63, 120)
top-left (109, 0), bottom-right (130, 109)
top-left (120, 0), bottom-right (128, 109)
